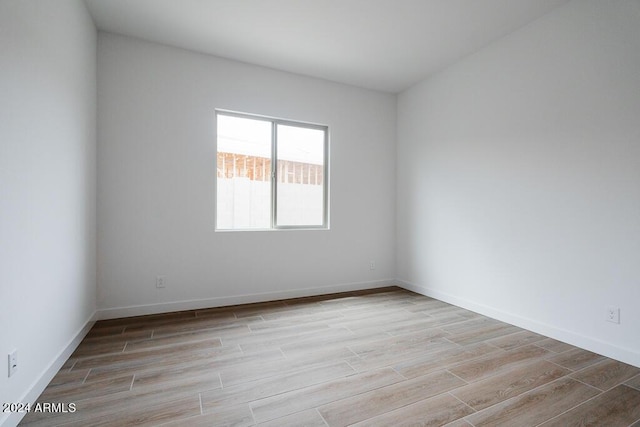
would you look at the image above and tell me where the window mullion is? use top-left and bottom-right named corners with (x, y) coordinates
top-left (271, 121), bottom-right (277, 229)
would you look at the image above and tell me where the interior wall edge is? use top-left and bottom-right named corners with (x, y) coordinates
top-left (397, 280), bottom-right (640, 369)
top-left (96, 279), bottom-right (398, 320)
top-left (1, 312), bottom-right (96, 427)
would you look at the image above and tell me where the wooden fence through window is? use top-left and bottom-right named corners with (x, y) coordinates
top-left (217, 152), bottom-right (323, 186)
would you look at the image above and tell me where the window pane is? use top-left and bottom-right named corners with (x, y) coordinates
top-left (216, 114), bottom-right (272, 229)
top-left (276, 124), bottom-right (325, 227)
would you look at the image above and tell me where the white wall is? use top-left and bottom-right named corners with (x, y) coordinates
top-left (397, 0), bottom-right (640, 367)
top-left (97, 33), bottom-right (396, 317)
top-left (0, 1), bottom-right (97, 425)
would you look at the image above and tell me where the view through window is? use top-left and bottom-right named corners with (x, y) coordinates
top-left (216, 111), bottom-right (328, 230)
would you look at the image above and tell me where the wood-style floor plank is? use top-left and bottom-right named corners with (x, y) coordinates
top-left (486, 330), bottom-right (546, 351)
top-left (18, 287), bottom-right (640, 427)
top-left (318, 370), bottom-right (466, 427)
top-left (347, 337), bottom-right (458, 372)
top-left (444, 419), bottom-right (474, 427)
top-left (534, 337), bottom-right (577, 353)
top-left (448, 345), bottom-right (550, 382)
top-left (546, 347), bottom-right (606, 371)
top-left (447, 324), bottom-right (523, 346)
top-left (73, 338), bottom-right (223, 370)
top-left (465, 378), bottom-right (600, 426)
top-left (570, 359), bottom-right (640, 391)
top-left (451, 359), bottom-right (570, 410)
top-left (47, 368), bottom-right (89, 387)
top-left (201, 361), bottom-right (354, 411)
top-left (160, 405), bottom-right (254, 427)
top-left (626, 374), bottom-right (640, 390)
top-left (219, 347), bottom-right (356, 387)
top-left (393, 342), bottom-right (501, 379)
top-left (63, 395), bottom-right (201, 427)
top-left (256, 409), bottom-right (326, 427)
top-left (250, 368), bottom-right (404, 423)
top-left (350, 393), bottom-right (475, 427)
top-left (38, 375), bottom-right (134, 403)
top-left (539, 385), bottom-right (640, 427)
top-left (84, 344), bottom-right (246, 383)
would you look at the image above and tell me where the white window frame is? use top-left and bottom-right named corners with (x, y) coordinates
top-left (215, 109), bottom-right (329, 231)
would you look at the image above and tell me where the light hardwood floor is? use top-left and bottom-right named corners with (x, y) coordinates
top-left (20, 287), bottom-right (640, 426)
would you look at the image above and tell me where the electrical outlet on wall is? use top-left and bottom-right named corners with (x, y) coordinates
top-left (8, 350), bottom-right (17, 377)
top-left (605, 306), bottom-right (620, 324)
top-left (369, 260), bottom-right (376, 270)
top-left (156, 276), bottom-right (166, 289)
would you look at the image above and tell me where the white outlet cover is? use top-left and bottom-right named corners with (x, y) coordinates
top-left (8, 350), bottom-right (17, 377)
top-left (156, 276), bottom-right (166, 289)
top-left (605, 306), bottom-right (620, 324)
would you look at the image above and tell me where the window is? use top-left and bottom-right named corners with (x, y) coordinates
top-left (216, 111), bottom-right (328, 230)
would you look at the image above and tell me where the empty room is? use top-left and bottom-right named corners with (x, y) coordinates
top-left (2, 0), bottom-right (640, 426)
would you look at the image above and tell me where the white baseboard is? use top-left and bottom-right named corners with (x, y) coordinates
top-left (96, 279), bottom-right (398, 320)
top-left (2, 313), bottom-right (96, 427)
top-left (398, 280), bottom-right (640, 369)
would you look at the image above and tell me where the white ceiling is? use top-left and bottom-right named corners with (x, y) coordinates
top-left (85, 0), bottom-right (569, 93)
